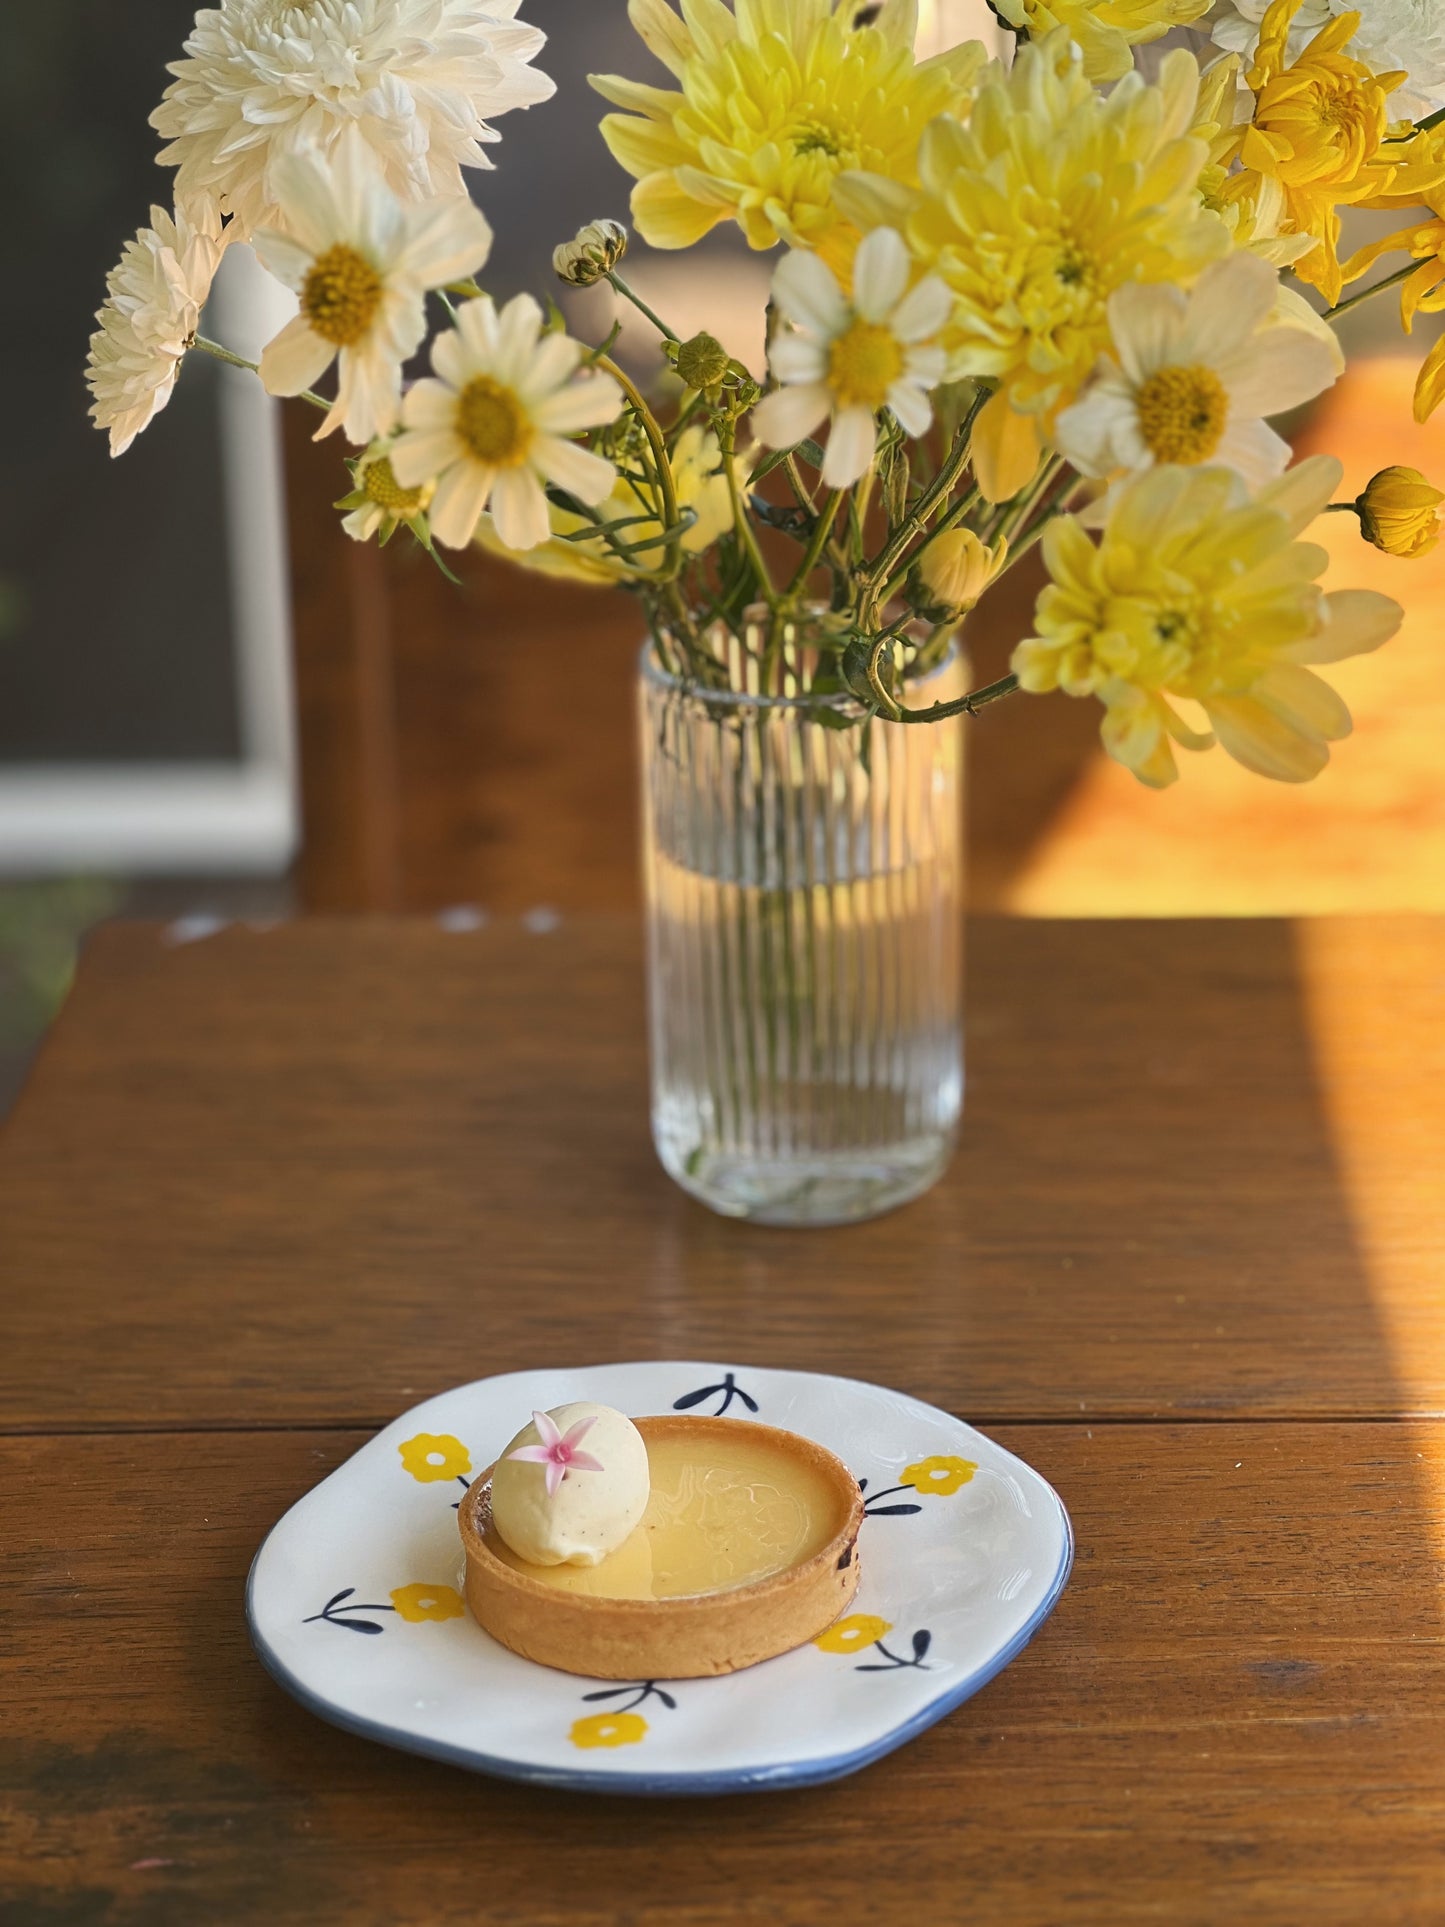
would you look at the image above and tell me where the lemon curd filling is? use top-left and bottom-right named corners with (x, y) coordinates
top-left (484, 1429), bottom-right (843, 1600)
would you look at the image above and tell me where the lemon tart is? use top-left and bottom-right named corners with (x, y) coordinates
top-left (458, 1414), bottom-right (864, 1678)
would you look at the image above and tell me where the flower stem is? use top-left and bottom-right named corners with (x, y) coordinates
top-left (191, 334), bottom-right (331, 414)
top-left (594, 354), bottom-right (681, 574)
top-left (893, 671), bottom-right (1021, 725)
top-left (606, 271), bottom-right (680, 343)
top-left (786, 490), bottom-right (843, 598)
top-left (1322, 260), bottom-right (1418, 321)
top-left (719, 431), bottom-right (778, 610)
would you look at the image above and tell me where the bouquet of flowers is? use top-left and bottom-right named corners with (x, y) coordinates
top-left (87, 0), bottom-right (1445, 791)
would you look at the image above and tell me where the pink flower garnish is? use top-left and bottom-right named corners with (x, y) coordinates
top-left (506, 1410), bottom-right (605, 1498)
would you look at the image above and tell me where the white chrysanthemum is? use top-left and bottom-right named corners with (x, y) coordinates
top-left (152, 0), bottom-right (554, 238)
top-left (1056, 251), bottom-right (1340, 494)
top-left (86, 203), bottom-right (228, 456)
top-left (389, 294), bottom-right (623, 550)
top-left (1208, 0), bottom-right (1445, 118)
top-left (255, 130), bottom-right (493, 444)
top-left (752, 228), bottom-right (950, 489)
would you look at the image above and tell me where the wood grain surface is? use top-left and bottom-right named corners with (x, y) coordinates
top-left (2, 915), bottom-right (1442, 1431)
top-left (5, 1423), bottom-right (1443, 1926)
top-left (5, 914), bottom-right (1444, 1923)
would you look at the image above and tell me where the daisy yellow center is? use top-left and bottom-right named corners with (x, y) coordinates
top-left (301, 244), bottom-right (384, 347)
top-left (457, 376), bottom-right (532, 467)
top-left (362, 456), bottom-right (423, 513)
top-left (1135, 365), bottom-right (1228, 465)
top-left (828, 319), bottom-right (903, 412)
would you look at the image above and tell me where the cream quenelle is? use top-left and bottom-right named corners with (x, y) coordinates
top-left (489, 1401), bottom-right (650, 1567)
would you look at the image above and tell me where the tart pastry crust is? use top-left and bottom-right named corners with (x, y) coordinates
top-left (458, 1415), bottom-right (864, 1679)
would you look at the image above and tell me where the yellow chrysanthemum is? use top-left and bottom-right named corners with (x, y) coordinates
top-left (589, 0), bottom-right (984, 258)
top-left (1226, 0), bottom-right (1431, 306)
top-left (1339, 132), bottom-right (1445, 422)
top-left (1191, 54), bottom-right (1312, 269)
top-left (474, 423), bottom-right (733, 584)
top-left (835, 34), bottom-right (1227, 499)
top-left (992, 0), bottom-right (1211, 85)
top-left (1356, 465), bottom-right (1444, 558)
top-left (1012, 457), bottom-right (1402, 787)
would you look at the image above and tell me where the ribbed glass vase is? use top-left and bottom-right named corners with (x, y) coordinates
top-left (639, 628), bottom-right (965, 1226)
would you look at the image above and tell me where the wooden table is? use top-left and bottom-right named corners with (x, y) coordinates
top-left (5, 914), bottom-right (1444, 1923)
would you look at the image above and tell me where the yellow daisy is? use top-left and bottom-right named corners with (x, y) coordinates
top-left (589, 0), bottom-right (984, 258)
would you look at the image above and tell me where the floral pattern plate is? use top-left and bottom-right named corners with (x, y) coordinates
top-left (246, 1361), bottom-right (1073, 1794)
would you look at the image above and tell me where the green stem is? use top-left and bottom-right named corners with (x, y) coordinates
top-left (786, 490), bottom-right (843, 599)
top-left (191, 335), bottom-right (330, 414)
top-left (863, 385), bottom-right (992, 614)
top-left (606, 271), bottom-right (680, 343)
top-left (720, 433), bottom-right (778, 609)
top-left (595, 354), bottom-right (681, 575)
top-left (1325, 500), bottom-right (1361, 514)
top-left (893, 671), bottom-right (1021, 725)
top-left (1322, 259), bottom-right (1418, 321)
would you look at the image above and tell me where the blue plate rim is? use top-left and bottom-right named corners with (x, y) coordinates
top-left (244, 1363), bottom-right (1075, 1796)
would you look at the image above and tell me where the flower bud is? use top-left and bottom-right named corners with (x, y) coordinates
top-left (1357, 465), bottom-right (1443, 559)
top-left (675, 331), bottom-right (731, 391)
top-left (918, 528), bottom-right (1008, 611)
top-left (552, 219), bottom-right (628, 288)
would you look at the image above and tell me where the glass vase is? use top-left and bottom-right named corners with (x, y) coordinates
top-left (639, 627), bottom-right (965, 1226)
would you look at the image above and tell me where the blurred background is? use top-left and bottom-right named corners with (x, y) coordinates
top-left (2, 0), bottom-right (1443, 1110)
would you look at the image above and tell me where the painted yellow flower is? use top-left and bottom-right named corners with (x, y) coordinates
top-left (835, 34), bottom-right (1227, 499)
top-left (390, 1582), bottom-right (465, 1623)
top-left (814, 1613), bottom-right (892, 1654)
top-left (589, 0), bottom-right (983, 259)
top-left (1012, 457), bottom-right (1403, 788)
top-left (397, 1433), bottom-right (472, 1483)
top-left (1356, 466), bottom-right (1444, 558)
top-left (901, 1455), bottom-right (977, 1496)
top-left (1226, 0), bottom-right (1441, 306)
top-left (570, 1710), bottom-right (648, 1748)
top-left (992, 0), bottom-right (1211, 84)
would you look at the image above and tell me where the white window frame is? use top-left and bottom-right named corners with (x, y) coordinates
top-left (0, 245), bottom-right (299, 875)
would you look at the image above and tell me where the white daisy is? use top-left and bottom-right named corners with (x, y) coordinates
top-left (1208, 0), bottom-right (1445, 119)
top-left (1055, 251), bottom-right (1339, 494)
top-left (751, 228), bottom-right (951, 490)
top-left (389, 294), bottom-right (623, 550)
top-left (254, 129), bottom-right (493, 444)
top-left (152, 0), bottom-right (555, 239)
top-left (86, 202), bottom-right (228, 457)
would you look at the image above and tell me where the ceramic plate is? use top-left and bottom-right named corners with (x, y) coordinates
top-left (247, 1361), bottom-right (1072, 1794)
